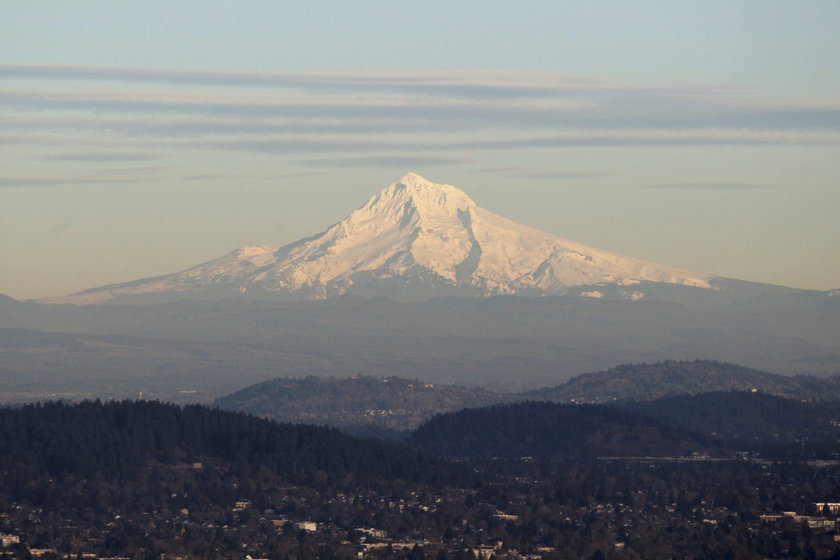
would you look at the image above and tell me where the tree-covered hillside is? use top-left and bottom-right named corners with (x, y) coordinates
top-left (3, 401), bottom-right (840, 559)
top-left (408, 401), bottom-right (714, 459)
top-left (0, 400), bottom-right (466, 487)
top-left (214, 375), bottom-right (506, 437)
top-left (620, 391), bottom-right (840, 444)
top-left (527, 360), bottom-right (840, 403)
top-left (213, 361), bottom-right (840, 440)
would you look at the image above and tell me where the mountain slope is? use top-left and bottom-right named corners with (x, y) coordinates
top-left (525, 360), bottom-right (840, 403)
top-left (619, 391), bottom-right (840, 443)
top-left (0, 400), bottom-right (465, 486)
top-left (42, 173), bottom-right (714, 304)
top-left (213, 365), bottom-right (840, 444)
top-left (408, 401), bottom-right (713, 459)
top-left (214, 375), bottom-right (507, 437)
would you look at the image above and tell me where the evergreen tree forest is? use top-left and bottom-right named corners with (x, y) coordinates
top-left (1, 399), bottom-right (839, 559)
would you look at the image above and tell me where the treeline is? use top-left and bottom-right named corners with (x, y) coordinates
top-left (0, 400), bottom-right (470, 487)
top-left (620, 390), bottom-right (840, 443)
top-left (2, 400), bottom-right (840, 558)
top-left (212, 361), bottom-right (840, 442)
top-left (408, 401), bottom-right (713, 459)
top-left (408, 395), bottom-right (840, 461)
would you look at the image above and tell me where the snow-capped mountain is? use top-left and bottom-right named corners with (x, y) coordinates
top-left (43, 173), bottom-right (714, 304)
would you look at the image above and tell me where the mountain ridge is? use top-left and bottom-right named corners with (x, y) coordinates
top-left (214, 375), bottom-right (507, 438)
top-left (209, 361), bottom-right (840, 439)
top-left (525, 360), bottom-right (840, 403)
top-left (618, 391), bottom-right (840, 444)
top-left (408, 401), bottom-right (714, 459)
top-left (40, 173), bottom-right (716, 305)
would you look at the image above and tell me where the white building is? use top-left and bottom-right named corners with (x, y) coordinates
top-left (0, 534), bottom-right (20, 547)
top-left (294, 521), bottom-right (318, 532)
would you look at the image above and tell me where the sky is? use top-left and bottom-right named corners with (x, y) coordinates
top-left (1, 1), bottom-right (839, 299)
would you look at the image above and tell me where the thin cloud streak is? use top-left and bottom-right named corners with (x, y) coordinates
top-left (182, 129), bottom-right (836, 155)
top-left (181, 171), bottom-right (320, 182)
top-left (0, 64), bottom-right (670, 98)
top-left (473, 167), bottom-right (611, 179)
top-left (3, 65), bottom-right (839, 168)
top-left (644, 183), bottom-right (777, 191)
top-left (5, 129), bottom-right (835, 158)
top-left (295, 155), bottom-right (472, 168)
top-left (0, 166), bottom-right (166, 188)
top-left (0, 89), bottom-right (594, 123)
top-left (0, 176), bottom-right (156, 188)
top-left (0, 113), bottom-right (465, 137)
top-left (3, 86), bottom-right (839, 139)
top-left (41, 152), bottom-right (162, 162)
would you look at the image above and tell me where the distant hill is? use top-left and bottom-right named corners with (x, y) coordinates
top-left (213, 361), bottom-right (840, 439)
top-left (408, 401), bottom-right (713, 459)
top-left (619, 391), bottom-right (840, 443)
top-left (214, 376), bottom-right (507, 437)
top-left (525, 360), bottom-right (840, 403)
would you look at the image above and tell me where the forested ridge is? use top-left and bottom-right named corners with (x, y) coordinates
top-left (211, 362), bottom-right (840, 440)
top-left (620, 391), bottom-right (840, 442)
top-left (408, 401), bottom-right (714, 459)
top-left (526, 360), bottom-right (840, 403)
top-left (214, 375), bottom-right (505, 437)
top-left (2, 399), bottom-right (840, 558)
top-left (0, 400), bottom-right (467, 486)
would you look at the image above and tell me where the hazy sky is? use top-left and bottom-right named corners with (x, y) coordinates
top-left (2, 1), bottom-right (839, 299)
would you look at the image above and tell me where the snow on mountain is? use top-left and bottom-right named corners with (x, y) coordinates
top-left (41, 173), bottom-right (713, 304)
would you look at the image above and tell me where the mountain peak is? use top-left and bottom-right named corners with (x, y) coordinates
top-left (362, 173), bottom-right (476, 219)
top-left (395, 172), bottom-right (473, 202)
top-left (42, 174), bottom-right (715, 304)
top-left (398, 171), bottom-right (432, 186)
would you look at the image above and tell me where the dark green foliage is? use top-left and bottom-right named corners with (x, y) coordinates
top-left (0, 400), bottom-right (467, 486)
top-left (2, 401), bottom-right (840, 559)
top-left (213, 362), bottom-right (840, 442)
top-left (408, 401), bottom-right (712, 459)
top-left (621, 391), bottom-right (840, 443)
